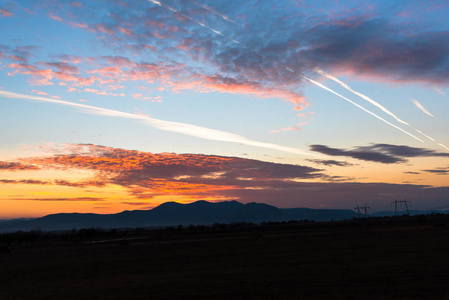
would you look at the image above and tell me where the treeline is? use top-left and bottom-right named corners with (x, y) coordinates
top-left (1, 213), bottom-right (448, 252)
top-left (0, 219), bottom-right (316, 250)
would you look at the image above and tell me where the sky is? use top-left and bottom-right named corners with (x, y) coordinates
top-left (0, 0), bottom-right (448, 218)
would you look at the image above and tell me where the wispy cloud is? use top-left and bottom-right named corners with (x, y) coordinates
top-left (5, 197), bottom-right (106, 202)
top-left (422, 166), bottom-right (449, 175)
top-left (0, 90), bottom-right (316, 156)
top-left (310, 143), bottom-right (449, 164)
top-left (0, 161), bottom-right (40, 171)
top-left (306, 159), bottom-right (356, 167)
top-left (411, 99), bottom-right (436, 118)
top-left (0, 8), bottom-right (13, 17)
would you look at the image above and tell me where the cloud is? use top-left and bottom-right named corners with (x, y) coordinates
top-left (0, 90), bottom-right (315, 156)
top-left (310, 143), bottom-right (449, 164)
top-left (15, 143), bottom-right (322, 199)
top-left (422, 166), bottom-right (449, 175)
top-left (4, 143), bottom-right (449, 209)
top-left (269, 122), bottom-right (307, 134)
top-left (0, 179), bottom-right (50, 185)
top-left (0, 161), bottom-right (40, 171)
top-left (411, 99), bottom-right (436, 118)
top-left (7, 1), bottom-right (449, 94)
top-left (0, 8), bottom-right (13, 17)
top-left (306, 159), bottom-right (356, 167)
top-left (6, 197), bottom-right (105, 202)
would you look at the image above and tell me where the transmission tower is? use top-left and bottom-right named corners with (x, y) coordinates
top-left (354, 204), bottom-right (370, 218)
top-left (361, 204), bottom-right (370, 218)
top-left (354, 204), bottom-right (362, 218)
top-left (391, 199), bottom-right (411, 216)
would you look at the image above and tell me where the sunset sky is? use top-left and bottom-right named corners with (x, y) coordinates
top-left (1, 0), bottom-right (448, 218)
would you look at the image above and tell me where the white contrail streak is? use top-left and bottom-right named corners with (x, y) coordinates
top-left (189, 0), bottom-right (244, 28)
top-left (315, 70), bottom-right (449, 150)
top-left (438, 143), bottom-right (449, 151)
top-left (314, 70), bottom-right (449, 151)
top-left (411, 99), bottom-right (436, 118)
top-left (300, 76), bottom-right (424, 142)
top-left (148, 1), bottom-right (449, 150)
top-left (415, 129), bottom-right (436, 142)
top-left (316, 69), bottom-right (410, 126)
top-left (0, 90), bottom-right (319, 157)
top-left (148, 0), bottom-right (247, 48)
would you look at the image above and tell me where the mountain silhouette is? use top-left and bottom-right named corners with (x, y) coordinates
top-left (0, 200), bottom-right (358, 232)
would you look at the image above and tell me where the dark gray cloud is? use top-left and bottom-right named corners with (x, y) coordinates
top-left (310, 144), bottom-right (449, 164)
top-left (306, 159), bottom-right (356, 167)
top-left (219, 181), bottom-right (449, 210)
top-left (0, 179), bottom-right (50, 185)
top-left (0, 161), bottom-right (40, 171)
top-left (422, 167), bottom-right (449, 175)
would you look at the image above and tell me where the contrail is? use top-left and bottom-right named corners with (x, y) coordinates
top-left (0, 90), bottom-right (319, 157)
top-left (315, 69), bottom-right (448, 149)
top-left (415, 129), bottom-right (436, 142)
top-left (148, 1), bottom-right (449, 149)
top-left (148, 0), bottom-right (247, 48)
top-left (189, 0), bottom-right (244, 28)
top-left (300, 76), bottom-right (424, 142)
top-left (411, 99), bottom-right (436, 118)
top-left (315, 69), bottom-right (410, 126)
top-left (438, 143), bottom-right (449, 151)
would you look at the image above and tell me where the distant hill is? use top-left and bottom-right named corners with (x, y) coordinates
top-left (0, 200), bottom-right (369, 232)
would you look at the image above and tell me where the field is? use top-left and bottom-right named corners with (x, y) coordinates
top-left (1, 216), bottom-right (449, 299)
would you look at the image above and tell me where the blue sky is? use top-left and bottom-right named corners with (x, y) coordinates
top-left (0, 0), bottom-right (448, 218)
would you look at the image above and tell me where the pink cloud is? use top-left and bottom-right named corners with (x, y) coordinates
top-left (152, 32), bottom-right (167, 39)
top-left (31, 89), bottom-right (49, 96)
top-left (0, 8), bottom-right (13, 17)
top-left (94, 23), bottom-right (114, 35)
top-left (49, 14), bottom-right (63, 22)
top-left (9, 55), bottom-right (27, 62)
top-left (84, 88), bottom-right (107, 95)
top-left (132, 93), bottom-right (143, 99)
top-left (57, 55), bottom-right (82, 65)
top-left (202, 75), bottom-right (308, 107)
top-left (68, 21), bottom-right (89, 29)
top-left (269, 122), bottom-right (307, 133)
top-left (88, 67), bottom-right (123, 78)
top-left (118, 27), bottom-right (134, 36)
top-left (67, 87), bottom-right (79, 92)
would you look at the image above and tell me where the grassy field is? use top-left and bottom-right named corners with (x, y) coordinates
top-left (1, 217), bottom-right (449, 299)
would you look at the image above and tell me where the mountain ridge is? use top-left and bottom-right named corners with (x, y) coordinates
top-left (1, 200), bottom-right (446, 232)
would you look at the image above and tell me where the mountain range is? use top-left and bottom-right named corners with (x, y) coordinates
top-left (0, 200), bottom-right (447, 232)
top-left (0, 200), bottom-right (359, 232)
